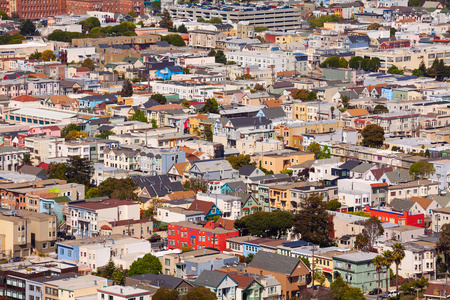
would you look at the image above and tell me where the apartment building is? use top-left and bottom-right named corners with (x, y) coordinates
top-left (43, 275), bottom-right (107, 300)
top-left (225, 51), bottom-right (288, 73)
top-left (189, 30), bottom-right (226, 49)
top-left (98, 218), bottom-right (153, 239)
top-left (169, 6), bottom-right (302, 31)
top-left (97, 286), bottom-right (150, 300)
top-left (0, 146), bottom-right (29, 172)
top-left (196, 193), bottom-right (242, 220)
top-left (387, 180), bottom-right (439, 203)
top-left (260, 151), bottom-right (314, 174)
top-left (149, 81), bottom-right (210, 100)
top-left (103, 147), bottom-right (141, 171)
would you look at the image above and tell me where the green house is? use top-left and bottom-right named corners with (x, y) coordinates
top-left (238, 192), bottom-right (263, 216)
top-left (225, 272), bottom-right (264, 300)
top-left (333, 252), bottom-right (389, 292)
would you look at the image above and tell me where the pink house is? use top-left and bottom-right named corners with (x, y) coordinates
top-left (28, 125), bottom-right (62, 137)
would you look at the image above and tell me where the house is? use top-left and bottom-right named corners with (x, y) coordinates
top-left (196, 193), bottom-right (242, 220)
top-left (126, 273), bottom-right (193, 296)
top-left (431, 206), bottom-right (450, 232)
top-left (410, 196), bottom-right (441, 217)
top-left (226, 236), bottom-right (260, 256)
top-left (194, 270), bottom-right (238, 300)
top-left (364, 204), bottom-right (425, 227)
top-left (155, 66), bottom-right (183, 80)
top-left (343, 35), bottom-right (371, 50)
top-left (97, 286), bottom-right (150, 300)
top-left (167, 220), bottom-right (239, 251)
top-left (379, 241), bottom-right (436, 279)
top-left (423, 283), bottom-right (450, 300)
top-left (386, 180), bottom-right (439, 203)
top-left (188, 199), bottom-right (222, 220)
top-left (239, 165), bottom-right (265, 182)
top-left (333, 252), bottom-right (389, 292)
top-left (156, 207), bottom-right (204, 223)
top-left (182, 253), bottom-right (239, 277)
top-left (242, 237), bottom-right (284, 257)
top-left (189, 159), bottom-right (238, 181)
top-left (260, 151), bottom-right (315, 174)
top-left (246, 251), bottom-right (310, 299)
top-left (216, 271), bottom-right (264, 300)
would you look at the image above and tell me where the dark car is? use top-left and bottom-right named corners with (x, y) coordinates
top-left (0, 259), bottom-right (8, 264)
top-left (9, 257), bottom-right (23, 263)
top-left (65, 235), bottom-right (76, 240)
top-left (369, 288), bottom-right (382, 295)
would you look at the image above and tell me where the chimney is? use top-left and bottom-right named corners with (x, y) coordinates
top-left (246, 67), bottom-right (250, 75)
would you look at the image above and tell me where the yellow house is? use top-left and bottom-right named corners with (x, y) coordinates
top-left (292, 102), bottom-right (308, 121)
top-left (45, 275), bottom-right (107, 300)
top-left (286, 33), bottom-right (305, 43)
top-left (117, 95), bottom-right (135, 105)
top-left (105, 103), bottom-right (117, 117)
top-left (314, 250), bottom-right (359, 287)
top-left (261, 151), bottom-right (314, 174)
top-left (189, 114), bottom-right (210, 135)
top-left (269, 182), bottom-right (306, 211)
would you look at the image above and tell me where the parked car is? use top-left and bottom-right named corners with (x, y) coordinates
top-left (382, 291), bottom-right (398, 299)
top-left (9, 257), bottom-right (23, 262)
top-left (0, 259), bottom-right (8, 264)
top-left (64, 235), bottom-right (76, 240)
top-left (369, 288), bottom-right (382, 295)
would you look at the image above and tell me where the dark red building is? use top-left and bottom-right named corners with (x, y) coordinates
top-left (364, 204), bottom-right (425, 227)
top-left (167, 221), bottom-right (239, 251)
top-left (380, 39), bottom-right (411, 49)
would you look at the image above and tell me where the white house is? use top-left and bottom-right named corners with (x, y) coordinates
top-left (309, 157), bottom-right (341, 182)
top-left (196, 193), bottom-right (242, 220)
top-left (156, 207), bottom-right (205, 223)
top-left (97, 286), bottom-right (150, 300)
top-left (338, 179), bottom-right (377, 212)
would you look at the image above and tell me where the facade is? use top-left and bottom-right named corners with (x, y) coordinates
top-left (97, 286), bottom-right (150, 300)
top-left (66, 0), bottom-right (144, 15)
top-left (0, 146), bottom-right (29, 172)
top-left (167, 221), bottom-right (239, 251)
top-left (364, 205), bottom-right (425, 227)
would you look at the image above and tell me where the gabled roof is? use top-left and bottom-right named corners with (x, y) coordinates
top-left (384, 170), bottom-right (412, 184)
top-left (127, 273), bottom-right (191, 290)
top-left (11, 95), bottom-right (40, 102)
top-left (239, 165), bottom-right (257, 176)
top-left (410, 196), bottom-right (434, 210)
top-left (260, 107), bottom-right (286, 119)
top-left (389, 198), bottom-right (415, 212)
top-left (189, 199), bottom-right (214, 214)
top-left (171, 161), bottom-right (189, 176)
top-left (370, 167), bottom-right (393, 180)
top-left (345, 108), bottom-right (369, 116)
top-left (338, 160), bottom-right (361, 171)
top-left (228, 117), bottom-right (271, 128)
top-left (248, 251), bottom-right (305, 275)
top-left (214, 271), bottom-right (258, 290)
top-left (131, 174), bottom-right (184, 199)
top-left (350, 162), bottom-right (372, 173)
top-left (195, 271), bottom-right (236, 288)
top-left (215, 218), bottom-right (235, 230)
top-left (191, 159), bottom-right (233, 173)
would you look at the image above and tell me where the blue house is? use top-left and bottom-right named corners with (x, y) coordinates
top-left (78, 94), bottom-right (117, 110)
top-left (188, 199), bottom-right (222, 221)
top-left (220, 180), bottom-right (247, 195)
top-left (155, 66), bottom-right (183, 80)
top-left (185, 256), bottom-right (238, 276)
top-left (68, 201), bottom-right (99, 237)
top-left (343, 35), bottom-right (371, 50)
top-left (40, 196), bottom-right (72, 224)
top-left (243, 238), bottom-right (282, 257)
top-left (381, 86), bottom-right (394, 100)
top-left (57, 241), bottom-right (79, 262)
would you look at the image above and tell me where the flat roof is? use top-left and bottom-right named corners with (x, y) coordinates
top-left (9, 107), bottom-right (77, 121)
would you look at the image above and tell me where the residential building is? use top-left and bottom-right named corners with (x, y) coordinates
top-left (189, 30), bottom-right (226, 49)
top-left (260, 151), bottom-right (314, 174)
top-left (156, 207), bottom-right (204, 223)
top-left (194, 271), bottom-right (238, 300)
top-left (126, 274), bottom-right (193, 296)
top-left (0, 146), bottom-right (29, 172)
top-left (364, 204), bottom-right (425, 227)
top-left (97, 286), bottom-right (150, 300)
top-left (196, 193), bottom-right (242, 220)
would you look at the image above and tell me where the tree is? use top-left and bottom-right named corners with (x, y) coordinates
top-left (81, 58), bottom-right (95, 70)
top-left (86, 187), bottom-right (99, 198)
top-left (330, 106), bottom-right (335, 119)
top-left (390, 27), bottom-right (397, 37)
top-left (95, 130), bottom-right (115, 139)
top-left (40, 50), bottom-right (55, 61)
top-left (412, 69), bottom-right (424, 77)
top-left (234, 210), bottom-right (294, 238)
top-left (181, 286), bottom-right (217, 300)
top-left (20, 19), bottom-right (38, 36)
top-left (382, 250), bottom-right (394, 295)
top-left (48, 163), bottom-right (68, 181)
top-left (408, 0), bottom-right (421, 6)
top-left (373, 255), bottom-right (384, 298)
top-left (29, 50), bottom-right (41, 60)
top-left (293, 193), bottom-right (333, 246)
top-left (202, 98), bottom-right (219, 114)
top-left (409, 161), bottom-right (435, 179)
top-left (49, 156), bottom-right (93, 186)
top-left (151, 119), bottom-right (158, 128)
top-left (204, 125), bottom-right (213, 142)
top-left (245, 253), bottom-right (254, 264)
top-left (280, 169), bottom-right (293, 176)
top-left (97, 177), bottom-right (138, 200)
top-left (309, 14), bottom-right (345, 28)
top-left (392, 243), bottom-right (405, 298)
top-left (150, 93), bottom-right (167, 104)
top-left (363, 216), bottom-right (384, 251)
top-left (253, 84), bottom-right (265, 92)
top-left (354, 233), bottom-right (369, 251)
top-left (226, 154), bottom-right (255, 170)
top-left (315, 271), bottom-right (326, 287)
top-left (128, 253), bottom-right (162, 276)
top-left (181, 100), bottom-right (190, 108)
top-left (161, 34), bottom-right (186, 46)
top-left (79, 17), bottom-right (100, 32)
top-left (320, 56), bottom-right (348, 68)
top-left (151, 0), bottom-right (161, 10)
top-left (419, 60), bottom-right (427, 76)
top-left (373, 104), bottom-right (389, 114)
top-left (48, 30), bottom-right (84, 43)
top-left (20, 153), bottom-right (31, 165)
top-left (388, 65), bottom-right (404, 75)
top-left (254, 26), bottom-right (268, 32)
top-left (339, 94), bottom-right (351, 109)
top-left (159, 9), bottom-right (173, 29)
top-left (325, 199), bottom-right (341, 211)
top-left (178, 24), bottom-right (188, 33)
top-left (330, 276), bottom-right (365, 300)
top-left (438, 223), bottom-right (450, 273)
top-left (183, 178), bottom-right (208, 193)
top-left (0, 11), bottom-right (9, 20)
top-left (131, 109), bottom-right (148, 122)
top-left (66, 130), bottom-right (88, 141)
top-left (121, 79), bottom-right (133, 97)
top-left (361, 124), bottom-right (384, 148)
top-left (401, 276), bottom-right (429, 295)
top-left (214, 50), bottom-right (227, 64)
top-left (307, 142), bottom-right (322, 159)
top-left (152, 287), bottom-right (179, 300)
top-left (291, 89), bottom-right (310, 101)
top-left (367, 23), bottom-right (381, 30)
top-left (128, 11), bottom-right (137, 18)
top-left (208, 49), bottom-right (216, 57)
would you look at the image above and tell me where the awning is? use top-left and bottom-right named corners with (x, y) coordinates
top-left (322, 268), bottom-right (333, 273)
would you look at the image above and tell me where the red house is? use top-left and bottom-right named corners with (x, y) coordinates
top-left (364, 204), bottom-right (425, 227)
top-left (168, 221), bottom-right (239, 251)
top-left (380, 39), bottom-right (411, 49)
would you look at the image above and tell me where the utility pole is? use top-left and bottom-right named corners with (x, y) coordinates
top-left (311, 245), bottom-right (317, 299)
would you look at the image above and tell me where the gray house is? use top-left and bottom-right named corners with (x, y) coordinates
top-left (182, 253), bottom-right (239, 277)
top-left (194, 270), bottom-right (238, 300)
top-left (189, 159), bottom-right (238, 180)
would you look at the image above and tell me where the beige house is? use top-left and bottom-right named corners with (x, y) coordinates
top-left (98, 218), bottom-right (153, 239)
top-left (189, 30), bottom-right (226, 49)
top-left (387, 180), bottom-right (439, 203)
top-left (260, 151), bottom-right (314, 174)
top-left (44, 275), bottom-right (107, 300)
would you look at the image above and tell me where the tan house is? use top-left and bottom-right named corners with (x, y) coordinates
top-left (246, 251), bottom-right (310, 299)
top-left (261, 151), bottom-right (314, 174)
top-left (241, 92), bottom-right (274, 106)
top-left (98, 218), bottom-right (153, 239)
top-left (189, 30), bottom-right (226, 49)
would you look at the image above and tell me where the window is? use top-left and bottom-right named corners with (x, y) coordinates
top-left (165, 259), bottom-right (170, 266)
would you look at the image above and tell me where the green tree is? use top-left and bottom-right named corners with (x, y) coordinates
top-left (131, 109), bottom-right (148, 122)
top-left (48, 163), bottom-right (68, 181)
top-left (152, 287), bottom-right (179, 300)
top-left (373, 104), bottom-right (389, 114)
top-left (293, 193), bottom-right (333, 246)
top-left (79, 17), bottom-right (100, 32)
top-left (387, 65), bottom-right (404, 75)
top-left (438, 224), bottom-right (450, 273)
top-left (0, 11), bottom-right (9, 20)
top-left (151, 119), bottom-right (158, 128)
top-left (234, 210), bottom-right (294, 238)
top-left (340, 94), bottom-right (351, 109)
top-left (97, 177), bottom-right (138, 200)
top-left (204, 125), bottom-right (213, 142)
top-left (306, 91), bottom-right (317, 101)
top-left (20, 153), bottom-right (31, 165)
top-left (412, 69), bottom-right (424, 77)
top-left (159, 9), bottom-right (173, 29)
top-left (373, 255), bottom-right (385, 297)
top-left (20, 19), bottom-right (38, 36)
top-left (214, 50), bottom-right (227, 64)
top-left (392, 243), bottom-right (406, 298)
top-left (150, 93), bottom-right (167, 104)
top-left (181, 286), bottom-right (217, 300)
top-left (86, 187), bottom-right (99, 199)
top-left (81, 58), bottom-right (95, 70)
top-left (254, 26), bottom-right (268, 32)
top-left (354, 233), bottom-right (369, 251)
top-left (367, 23), bottom-right (381, 30)
top-left (409, 161), bottom-right (435, 179)
top-left (390, 27), bottom-right (397, 37)
top-left (330, 276), bottom-right (365, 300)
top-left (128, 11), bottom-right (137, 18)
top-left (95, 130), bottom-right (115, 139)
top-left (183, 178), bottom-right (208, 193)
top-left (315, 270), bottom-right (326, 287)
top-left (48, 30), bottom-right (84, 42)
top-left (382, 250), bottom-right (394, 295)
top-left (245, 253), bottom-right (254, 264)
top-left (419, 60), bottom-right (427, 76)
top-left (208, 49), bottom-right (216, 57)
top-left (320, 56), bottom-right (348, 68)
top-left (181, 100), bottom-right (190, 107)
top-left (306, 142), bottom-right (330, 159)
top-left (280, 169), bottom-right (293, 176)
top-left (226, 154), bottom-right (255, 170)
top-left (40, 50), bottom-right (56, 61)
top-left (128, 253), bottom-right (162, 276)
top-left (49, 156), bottom-right (93, 186)
top-left (361, 124), bottom-right (384, 148)
top-left (161, 34), bottom-right (186, 46)
top-left (202, 98), bottom-right (219, 113)
top-left (177, 24), bottom-right (188, 33)
top-left (363, 216), bottom-right (384, 251)
top-left (408, 0), bottom-right (421, 6)
top-left (29, 50), bottom-right (41, 60)
top-left (150, 0), bottom-right (161, 10)
top-left (291, 89), bottom-right (311, 101)
top-left (309, 14), bottom-right (345, 28)
top-left (325, 199), bottom-right (341, 211)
